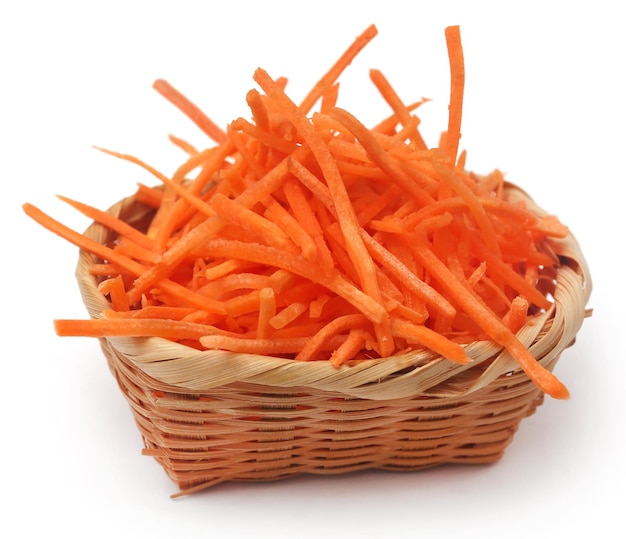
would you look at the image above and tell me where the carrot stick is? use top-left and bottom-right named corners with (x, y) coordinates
top-left (209, 192), bottom-right (293, 250)
top-left (256, 287), bottom-right (276, 339)
top-left (168, 134), bottom-right (198, 155)
top-left (389, 316), bottom-right (469, 364)
top-left (359, 230), bottom-right (456, 320)
top-left (295, 314), bottom-right (369, 361)
top-left (152, 79), bottom-right (228, 144)
top-left (56, 195), bottom-right (155, 250)
top-left (369, 68), bottom-right (427, 150)
top-left (269, 302), bottom-right (308, 330)
top-left (330, 329), bottom-right (369, 367)
top-left (98, 275), bottom-right (130, 312)
top-left (54, 318), bottom-right (226, 341)
top-left (444, 25), bottom-right (465, 165)
top-left (298, 24), bottom-right (378, 114)
top-left (410, 237), bottom-right (568, 399)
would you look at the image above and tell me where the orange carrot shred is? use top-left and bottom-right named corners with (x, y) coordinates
top-left (152, 79), bottom-right (228, 144)
top-left (444, 25), bottom-right (465, 165)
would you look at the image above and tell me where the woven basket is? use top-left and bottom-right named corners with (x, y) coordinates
top-left (75, 182), bottom-right (591, 497)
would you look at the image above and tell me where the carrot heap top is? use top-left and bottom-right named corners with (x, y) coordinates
top-left (23, 25), bottom-right (572, 399)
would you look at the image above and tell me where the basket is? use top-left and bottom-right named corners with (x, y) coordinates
top-left (75, 182), bottom-right (591, 497)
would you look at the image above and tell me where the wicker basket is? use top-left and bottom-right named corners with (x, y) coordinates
top-left (75, 183), bottom-right (591, 497)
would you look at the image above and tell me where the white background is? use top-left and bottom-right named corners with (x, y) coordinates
top-left (2, 1), bottom-right (623, 537)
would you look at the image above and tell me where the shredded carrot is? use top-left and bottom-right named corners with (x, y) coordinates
top-left (444, 25), bottom-right (465, 165)
top-left (24, 25), bottom-right (574, 399)
top-left (152, 79), bottom-right (228, 144)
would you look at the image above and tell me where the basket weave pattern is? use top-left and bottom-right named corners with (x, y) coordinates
top-left (76, 184), bottom-right (591, 496)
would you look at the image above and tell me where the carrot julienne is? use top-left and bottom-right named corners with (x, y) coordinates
top-left (24, 25), bottom-right (573, 399)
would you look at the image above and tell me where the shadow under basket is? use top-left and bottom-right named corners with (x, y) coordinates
top-left (75, 184), bottom-right (592, 497)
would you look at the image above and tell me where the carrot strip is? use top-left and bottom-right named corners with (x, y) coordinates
top-left (102, 305), bottom-right (199, 320)
top-left (262, 202), bottom-right (318, 262)
top-left (209, 192), bottom-right (293, 251)
top-left (444, 25), bottom-right (465, 165)
top-left (56, 195), bottom-right (155, 250)
top-left (152, 79), bottom-right (227, 143)
top-left (298, 24), bottom-right (378, 114)
top-left (330, 329), bottom-right (369, 367)
top-left (369, 68), bottom-right (427, 150)
top-left (134, 183), bottom-right (163, 208)
top-left (410, 237), bottom-right (568, 398)
top-left (256, 287), bottom-right (276, 339)
top-left (269, 302), bottom-right (308, 330)
top-left (54, 318), bottom-right (225, 341)
top-left (502, 296), bottom-right (530, 333)
top-left (389, 317), bottom-right (469, 364)
top-left (168, 134), bottom-right (198, 155)
top-left (295, 314), bottom-right (369, 362)
top-left (360, 231), bottom-right (456, 320)
top-left (282, 179), bottom-right (335, 271)
top-left (98, 275), bottom-right (130, 312)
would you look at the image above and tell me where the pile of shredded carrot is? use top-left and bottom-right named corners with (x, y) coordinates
top-left (23, 25), bottom-right (571, 398)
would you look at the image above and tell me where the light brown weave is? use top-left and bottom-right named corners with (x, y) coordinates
top-left (75, 183), bottom-right (591, 496)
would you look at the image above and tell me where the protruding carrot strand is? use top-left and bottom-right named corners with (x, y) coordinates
top-left (152, 79), bottom-right (227, 143)
top-left (369, 68), bottom-right (427, 150)
top-left (298, 23), bottom-right (378, 114)
top-left (410, 237), bottom-right (566, 399)
top-left (56, 195), bottom-right (155, 250)
top-left (54, 318), bottom-right (226, 341)
top-left (168, 134), bottom-right (198, 155)
top-left (503, 296), bottom-right (530, 333)
top-left (102, 305), bottom-right (199, 320)
top-left (444, 25), bottom-right (465, 165)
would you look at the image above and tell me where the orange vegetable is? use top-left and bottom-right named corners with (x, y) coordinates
top-left (23, 24), bottom-right (572, 398)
